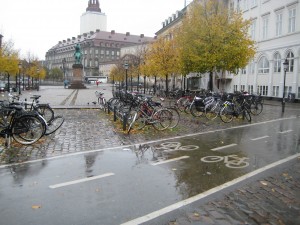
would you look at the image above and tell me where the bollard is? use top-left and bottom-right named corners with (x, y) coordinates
top-left (123, 112), bottom-right (128, 131)
top-left (24, 98), bottom-right (27, 110)
top-left (113, 106), bottom-right (117, 121)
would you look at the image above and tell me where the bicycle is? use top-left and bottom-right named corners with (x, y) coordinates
top-left (219, 94), bottom-right (251, 123)
top-left (8, 94), bottom-right (64, 136)
top-left (95, 91), bottom-right (107, 111)
top-left (9, 94), bottom-right (54, 123)
top-left (127, 97), bottom-right (173, 133)
top-left (0, 101), bottom-right (46, 146)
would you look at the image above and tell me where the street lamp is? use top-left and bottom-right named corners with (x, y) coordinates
top-left (18, 62), bottom-right (22, 95)
top-left (282, 58), bottom-right (289, 113)
top-left (37, 68), bottom-right (40, 91)
top-left (62, 58), bottom-right (66, 80)
top-left (124, 63), bottom-right (129, 92)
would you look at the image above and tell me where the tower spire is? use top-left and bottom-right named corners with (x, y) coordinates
top-left (86, 0), bottom-right (101, 12)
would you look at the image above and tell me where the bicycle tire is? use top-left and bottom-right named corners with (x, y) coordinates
top-left (243, 109), bottom-right (252, 122)
top-left (12, 115), bottom-right (45, 145)
top-left (250, 102), bottom-right (263, 115)
top-left (152, 109), bottom-right (172, 131)
top-left (36, 104), bottom-right (54, 123)
top-left (201, 156), bottom-right (223, 163)
top-left (205, 104), bottom-right (220, 120)
top-left (220, 105), bottom-right (234, 123)
top-left (99, 97), bottom-right (107, 111)
top-left (190, 104), bottom-right (204, 117)
top-left (45, 116), bottom-right (65, 135)
top-left (166, 107), bottom-right (180, 129)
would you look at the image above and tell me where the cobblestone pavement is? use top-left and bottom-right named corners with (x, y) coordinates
top-left (0, 85), bottom-right (299, 224)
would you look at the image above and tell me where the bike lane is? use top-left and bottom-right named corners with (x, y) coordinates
top-left (0, 117), bottom-right (299, 225)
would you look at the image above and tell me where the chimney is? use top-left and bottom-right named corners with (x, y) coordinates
top-left (126, 32), bottom-right (130, 36)
top-left (96, 29), bottom-right (100, 32)
top-left (111, 30), bottom-right (115, 34)
top-left (77, 35), bottom-right (81, 39)
top-left (140, 34), bottom-right (144, 38)
top-left (72, 37), bottom-right (76, 40)
top-left (90, 31), bottom-right (94, 35)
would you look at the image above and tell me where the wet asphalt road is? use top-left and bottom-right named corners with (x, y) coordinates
top-left (0, 84), bottom-right (300, 225)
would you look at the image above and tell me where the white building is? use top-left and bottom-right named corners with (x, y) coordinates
top-left (80, 0), bottom-right (107, 34)
top-left (231, 0), bottom-right (300, 100)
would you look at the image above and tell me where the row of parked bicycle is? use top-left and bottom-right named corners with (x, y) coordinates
top-left (94, 89), bottom-right (263, 134)
top-left (0, 94), bottom-right (64, 147)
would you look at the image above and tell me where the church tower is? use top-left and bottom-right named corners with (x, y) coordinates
top-left (80, 0), bottom-right (107, 34)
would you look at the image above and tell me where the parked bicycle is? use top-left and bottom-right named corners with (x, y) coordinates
top-left (95, 91), bottom-right (107, 111)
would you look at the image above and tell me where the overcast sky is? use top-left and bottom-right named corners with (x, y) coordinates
top-left (0, 0), bottom-right (187, 60)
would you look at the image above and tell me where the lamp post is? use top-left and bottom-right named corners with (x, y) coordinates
top-left (282, 58), bottom-right (289, 113)
top-left (37, 68), bottom-right (40, 91)
top-left (124, 63), bottom-right (129, 92)
top-left (18, 62), bottom-right (22, 95)
top-left (62, 58), bottom-right (66, 80)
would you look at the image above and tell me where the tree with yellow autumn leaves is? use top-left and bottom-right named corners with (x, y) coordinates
top-left (0, 39), bottom-right (46, 90)
top-left (174, 0), bottom-right (256, 91)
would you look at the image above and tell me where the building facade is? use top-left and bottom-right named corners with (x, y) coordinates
top-left (231, 0), bottom-right (300, 100)
top-left (155, 0), bottom-right (300, 100)
top-left (45, 0), bottom-right (154, 82)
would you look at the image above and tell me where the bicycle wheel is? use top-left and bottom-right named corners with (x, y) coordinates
top-left (243, 109), bottom-right (252, 122)
top-left (12, 115), bottom-right (45, 145)
top-left (190, 104), bottom-right (204, 117)
top-left (201, 156), bottom-right (223, 163)
top-left (36, 104), bottom-right (54, 123)
top-left (166, 107), bottom-right (180, 129)
top-left (45, 116), bottom-right (65, 135)
top-left (99, 98), bottom-right (107, 111)
top-left (176, 98), bottom-right (187, 112)
top-left (152, 109), bottom-right (172, 131)
top-left (220, 105), bottom-right (234, 123)
top-left (205, 104), bottom-right (218, 120)
top-left (250, 102), bottom-right (263, 115)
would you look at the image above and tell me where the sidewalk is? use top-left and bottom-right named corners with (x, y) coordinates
top-left (0, 85), bottom-right (300, 225)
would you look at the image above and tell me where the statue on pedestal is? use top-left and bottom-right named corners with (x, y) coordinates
top-left (74, 44), bottom-right (83, 65)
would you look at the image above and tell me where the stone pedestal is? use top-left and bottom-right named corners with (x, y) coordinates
top-left (69, 64), bottom-right (87, 89)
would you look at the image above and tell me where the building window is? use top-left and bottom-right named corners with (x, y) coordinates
top-left (288, 8), bottom-right (296, 33)
top-left (234, 85), bottom-right (238, 92)
top-left (100, 50), bottom-right (104, 54)
top-left (258, 85), bottom-right (268, 96)
top-left (262, 16), bottom-right (269, 40)
top-left (250, 20), bottom-right (256, 39)
top-left (106, 50), bottom-right (110, 55)
top-left (249, 61), bottom-right (255, 74)
top-left (250, 0), bottom-right (257, 8)
top-left (286, 51), bottom-right (294, 72)
top-left (284, 86), bottom-right (292, 98)
top-left (274, 53), bottom-right (281, 73)
top-left (241, 67), bottom-right (246, 74)
top-left (241, 85), bottom-right (246, 91)
top-left (275, 12), bottom-right (283, 36)
top-left (248, 85), bottom-right (253, 94)
top-left (298, 87), bottom-right (300, 99)
top-left (272, 86), bottom-right (279, 97)
top-left (258, 56), bottom-right (269, 74)
top-left (95, 49), bottom-right (99, 54)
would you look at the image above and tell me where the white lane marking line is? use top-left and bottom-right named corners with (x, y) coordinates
top-left (211, 144), bottom-right (237, 151)
top-left (151, 156), bottom-right (189, 166)
top-left (0, 116), bottom-right (297, 169)
top-left (49, 173), bottom-right (114, 189)
top-left (251, 135), bottom-right (269, 141)
top-left (278, 130), bottom-right (293, 134)
top-left (120, 153), bottom-right (300, 225)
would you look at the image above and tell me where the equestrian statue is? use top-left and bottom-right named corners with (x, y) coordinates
top-left (74, 44), bottom-right (83, 64)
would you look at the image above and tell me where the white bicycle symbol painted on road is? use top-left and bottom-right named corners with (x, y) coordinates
top-left (201, 155), bottom-right (249, 169)
top-left (155, 142), bottom-right (199, 152)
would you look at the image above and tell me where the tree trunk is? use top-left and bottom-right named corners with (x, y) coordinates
top-left (208, 71), bottom-right (213, 91)
top-left (165, 74), bottom-right (169, 96)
